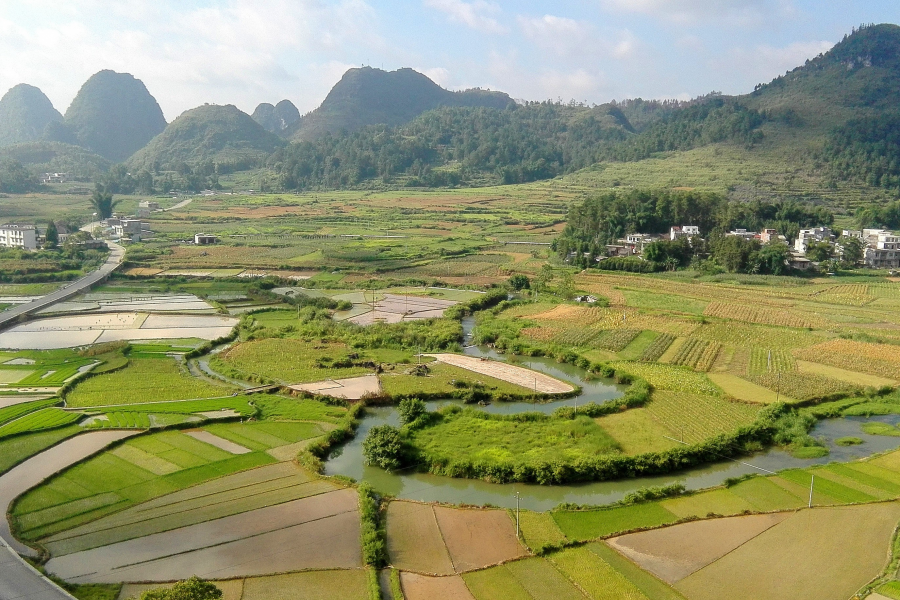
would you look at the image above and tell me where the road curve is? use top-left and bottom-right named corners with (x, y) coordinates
top-left (0, 239), bottom-right (124, 330)
top-left (0, 538), bottom-right (77, 600)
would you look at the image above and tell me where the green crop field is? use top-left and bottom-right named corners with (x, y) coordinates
top-left (202, 421), bottom-right (323, 451)
top-left (516, 510), bottom-right (568, 551)
top-left (213, 338), bottom-right (371, 384)
top-left (379, 361), bottom-right (532, 398)
top-left (0, 425), bottom-right (81, 475)
top-left (0, 408), bottom-right (82, 440)
top-left (0, 398), bottom-right (60, 427)
top-left (410, 411), bottom-right (621, 466)
top-left (65, 357), bottom-right (235, 407)
top-left (548, 546), bottom-right (649, 600)
top-left (92, 396), bottom-right (256, 416)
top-left (552, 503), bottom-right (679, 541)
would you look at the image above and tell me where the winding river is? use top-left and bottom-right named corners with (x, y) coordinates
top-left (324, 318), bottom-right (900, 510)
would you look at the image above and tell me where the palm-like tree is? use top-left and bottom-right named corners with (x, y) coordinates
top-left (90, 185), bottom-right (121, 219)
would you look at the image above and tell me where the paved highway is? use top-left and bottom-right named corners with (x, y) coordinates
top-left (0, 239), bottom-right (124, 330)
top-left (0, 538), bottom-right (76, 600)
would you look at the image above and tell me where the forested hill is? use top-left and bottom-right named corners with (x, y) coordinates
top-left (288, 67), bottom-right (515, 141)
top-left (269, 102), bottom-right (636, 188)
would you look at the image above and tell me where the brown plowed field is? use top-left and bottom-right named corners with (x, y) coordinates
top-left (433, 506), bottom-right (526, 573)
top-left (386, 501), bottom-right (454, 575)
top-left (607, 512), bottom-right (790, 584)
top-left (400, 573), bottom-right (475, 600)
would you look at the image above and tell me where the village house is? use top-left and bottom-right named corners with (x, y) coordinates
top-left (794, 227), bottom-right (834, 254)
top-left (669, 225), bottom-right (700, 240)
top-left (0, 224), bottom-right (37, 250)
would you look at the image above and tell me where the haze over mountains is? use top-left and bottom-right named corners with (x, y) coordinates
top-left (1, 23), bottom-right (900, 207)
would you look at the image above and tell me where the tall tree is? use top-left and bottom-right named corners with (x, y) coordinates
top-left (90, 184), bottom-right (120, 219)
top-left (44, 220), bottom-right (58, 249)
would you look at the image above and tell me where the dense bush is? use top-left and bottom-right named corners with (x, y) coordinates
top-left (136, 577), bottom-right (222, 599)
top-left (398, 398), bottom-right (427, 424)
top-left (362, 424), bottom-right (404, 470)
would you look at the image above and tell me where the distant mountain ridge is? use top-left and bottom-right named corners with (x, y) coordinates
top-left (64, 70), bottom-right (167, 162)
top-left (288, 67), bottom-right (515, 140)
top-left (0, 84), bottom-right (63, 147)
top-left (252, 100), bottom-right (301, 135)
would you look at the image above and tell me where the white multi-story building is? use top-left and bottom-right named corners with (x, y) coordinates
top-left (794, 227), bottom-right (834, 254)
top-left (669, 225), bottom-right (700, 240)
top-left (865, 232), bottom-right (900, 269)
top-left (726, 228), bottom-right (759, 241)
top-left (113, 219), bottom-right (145, 242)
top-left (0, 224), bottom-right (37, 250)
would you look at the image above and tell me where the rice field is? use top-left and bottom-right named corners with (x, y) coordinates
top-left (642, 391), bottom-right (761, 443)
top-left (65, 357), bottom-right (235, 407)
top-left (612, 362), bottom-right (723, 396)
top-left (548, 546), bottom-right (649, 600)
top-left (214, 339), bottom-right (371, 384)
top-left (668, 338), bottom-right (721, 372)
top-left (794, 339), bottom-right (900, 380)
top-left (0, 408), bottom-right (82, 439)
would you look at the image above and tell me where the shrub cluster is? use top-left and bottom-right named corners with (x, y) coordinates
top-left (359, 483), bottom-right (387, 568)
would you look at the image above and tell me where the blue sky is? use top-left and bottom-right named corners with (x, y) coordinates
top-left (0, 1), bottom-right (898, 121)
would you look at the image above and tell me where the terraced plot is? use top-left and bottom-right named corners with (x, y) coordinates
top-left (47, 488), bottom-right (361, 583)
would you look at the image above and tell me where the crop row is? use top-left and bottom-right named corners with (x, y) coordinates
top-left (594, 329), bottom-right (642, 352)
top-left (0, 408), bottom-right (82, 440)
top-left (100, 397), bottom-right (257, 416)
top-left (0, 398), bottom-right (60, 427)
top-left (528, 305), bottom-right (698, 336)
top-left (704, 301), bottom-right (821, 329)
top-left (639, 333), bottom-right (676, 362)
top-left (550, 327), bottom-right (605, 347)
top-left (17, 365), bottom-right (86, 386)
top-left (694, 322), bottom-right (822, 349)
top-left (794, 340), bottom-right (900, 379)
top-left (670, 339), bottom-right (721, 372)
top-left (744, 372), bottom-right (856, 401)
top-left (749, 348), bottom-right (796, 375)
top-left (644, 390), bottom-right (761, 444)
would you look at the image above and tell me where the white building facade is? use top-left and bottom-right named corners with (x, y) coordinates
top-left (0, 224), bottom-right (37, 250)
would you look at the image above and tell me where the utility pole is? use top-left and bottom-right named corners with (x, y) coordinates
top-left (775, 372), bottom-right (781, 403)
top-left (808, 474), bottom-right (814, 508)
top-left (515, 491), bottom-right (520, 538)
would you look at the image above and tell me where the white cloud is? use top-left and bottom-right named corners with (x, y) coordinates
top-left (713, 40), bottom-right (833, 86)
top-left (0, 0), bottom-right (382, 119)
top-left (518, 15), bottom-right (641, 62)
top-left (424, 0), bottom-right (506, 34)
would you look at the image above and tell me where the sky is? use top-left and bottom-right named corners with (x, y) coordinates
top-left (0, 1), bottom-right (898, 122)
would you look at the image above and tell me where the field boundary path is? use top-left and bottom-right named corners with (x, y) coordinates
top-left (0, 537), bottom-right (77, 600)
top-left (0, 238), bottom-right (125, 330)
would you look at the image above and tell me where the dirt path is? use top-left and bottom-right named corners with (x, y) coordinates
top-left (424, 354), bottom-right (575, 394)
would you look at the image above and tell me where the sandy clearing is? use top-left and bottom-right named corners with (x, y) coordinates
top-left (424, 354), bottom-right (574, 394)
top-left (266, 437), bottom-right (323, 462)
top-left (433, 506), bottom-right (526, 573)
top-left (386, 501), bottom-right (454, 575)
top-left (867, 594), bottom-right (894, 600)
top-left (184, 431), bottom-right (251, 454)
top-left (288, 374), bottom-right (381, 400)
top-left (348, 310), bottom-right (404, 325)
top-left (49, 489), bottom-right (360, 583)
top-left (607, 512), bottom-right (790, 584)
top-left (118, 580), bottom-right (243, 600)
top-left (400, 573), bottom-right (475, 600)
top-left (676, 503), bottom-right (900, 600)
top-left (0, 430), bottom-right (137, 556)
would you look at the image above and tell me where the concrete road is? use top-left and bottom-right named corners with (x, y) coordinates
top-left (0, 239), bottom-right (124, 330)
top-left (0, 538), bottom-right (76, 600)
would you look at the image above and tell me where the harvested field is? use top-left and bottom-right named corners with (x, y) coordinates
top-left (184, 431), bottom-right (251, 454)
top-left (433, 506), bottom-right (526, 572)
top-left (607, 513), bottom-right (789, 584)
top-left (386, 501), bottom-right (454, 575)
top-left (241, 570), bottom-right (369, 600)
top-left (796, 360), bottom-right (898, 387)
top-left (675, 503), bottom-right (900, 600)
top-left (0, 430), bottom-right (137, 555)
top-left (288, 374), bottom-right (381, 400)
top-left (47, 488), bottom-right (360, 583)
top-left (424, 354), bottom-right (573, 394)
top-left (707, 373), bottom-right (796, 404)
top-left (400, 573), bottom-right (475, 600)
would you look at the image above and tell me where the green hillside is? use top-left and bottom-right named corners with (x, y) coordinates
top-left (0, 84), bottom-right (63, 147)
top-left (64, 70), bottom-right (167, 162)
top-left (289, 66), bottom-right (514, 140)
top-left (0, 141), bottom-right (110, 180)
top-left (127, 104), bottom-right (285, 173)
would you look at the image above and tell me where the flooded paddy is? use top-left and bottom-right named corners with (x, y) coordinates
top-left (0, 313), bottom-right (238, 349)
top-left (48, 488), bottom-right (361, 583)
top-left (0, 430), bottom-right (137, 556)
top-left (41, 293), bottom-right (217, 315)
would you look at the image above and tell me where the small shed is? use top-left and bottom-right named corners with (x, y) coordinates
top-left (194, 233), bottom-right (218, 245)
